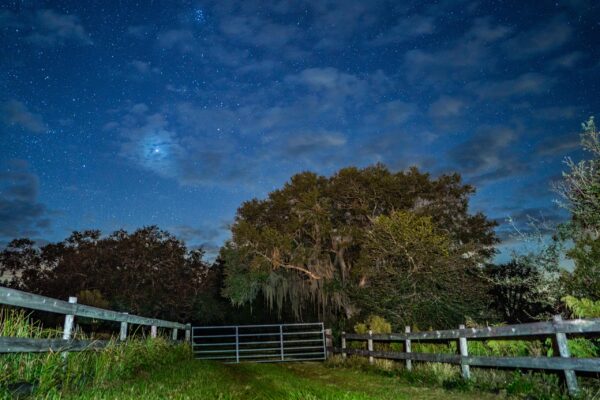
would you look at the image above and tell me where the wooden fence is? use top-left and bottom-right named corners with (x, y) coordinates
top-left (0, 286), bottom-right (190, 353)
top-left (333, 316), bottom-right (600, 396)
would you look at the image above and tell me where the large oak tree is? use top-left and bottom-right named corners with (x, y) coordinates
top-left (221, 164), bottom-right (497, 327)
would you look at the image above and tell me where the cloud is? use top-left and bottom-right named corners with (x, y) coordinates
top-left (173, 224), bottom-right (223, 243)
top-left (26, 9), bottom-right (91, 47)
top-left (363, 100), bottom-right (416, 127)
top-left (0, 10), bottom-right (20, 28)
top-left (369, 15), bottom-right (435, 45)
top-left (171, 224), bottom-right (227, 259)
top-left (284, 132), bottom-right (347, 156)
top-left (403, 17), bottom-right (512, 81)
top-left (111, 104), bottom-right (182, 179)
top-left (310, 0), bottom-right (380, 49)
top-left (285, 67), bottom-right (367, 97)
top-left (219, 16), bottom-right (300, 50)
top-left (108, 103), bottom-right (259, 187)
top-left (470, 73), bottom-right (554, 99)
top-left (503, 16), bottom-right (572, 59)
top-left (531, 105), bottom-right (579, 121)
top-left (127, 25), bottom-right (152, 38)
top-left (157, 29), bottom-right (195, 52)
top-left (130, 60), bottom-right (161, 75)
top-left (551, 51), bottom-right (584, 69)
top-left (448, 126), bottom-right (528, 183)
top-left (535, 132), bottom-right (580, 157)
top-left (1, 100), bottom-right (46, 133)
top-left (0, 160), bottom-right (53, 239)
top-left (429, 96), bottom-right (466, 118)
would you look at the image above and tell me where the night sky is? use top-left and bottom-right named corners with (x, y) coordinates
top-left (1, 1), bottom-right (599, 261)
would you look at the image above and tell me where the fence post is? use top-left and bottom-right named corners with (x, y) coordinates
top-left (185, 323), bottom-right (191, 342)
top-left (119, 313), bottom-right (128, 341)
top-left (61, 296), bottom-right (77, 363)
top-left (62, 296), bottom-right (77, 341)
top-left (553, 315), bottom-right (579, 396)
top-left (341, 331), bottom-right (347, 359)
top-left (151, 325), bottom-right (157, 339)
top-left (458, 324), bottom-right (470, 380)
top-left (280, 325), bottom-right (285, 361)
top-left (405, 326), bottom-right (412, 371)
top-left (171, 328), bottom-right (178, 341)
top-left (368, 330), bottom-right (374, 365)
top-left (324, 328), bottom-right (332, 359)
top-left (235, 326), bottom-right (240, 363)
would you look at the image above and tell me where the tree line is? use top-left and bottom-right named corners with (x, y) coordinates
top-left (1, 118), bottom-right (598, 331)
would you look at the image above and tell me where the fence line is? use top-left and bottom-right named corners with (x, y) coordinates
top-left (334, 316), bottom-right (600, 397)
top-left (0, 285), bottom-right (191, 354)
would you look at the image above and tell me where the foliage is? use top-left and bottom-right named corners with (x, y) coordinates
top-left (485, 260), bottom-right (556, 323)
top-left (354, 315), bottom-right (392, 335)
top-left (562, 295), bottom-right (600, 318)
top-left (0, 226), bottom-right (217, 322)
top-left (554, 116), bottom-right (600, 235)
top-left (562, 235), bottom-right (600, 300)
top-left (554, 116), bottom-right (600, 301)
top-left (0, 308), bottom-right (191, 398)
top-left (222, 165), bottom-right (497, 326)
top-left (355, 211), bottom-right (490, 328)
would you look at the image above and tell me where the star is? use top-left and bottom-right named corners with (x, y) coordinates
top-left (194, 9), bottom-right (206, 24)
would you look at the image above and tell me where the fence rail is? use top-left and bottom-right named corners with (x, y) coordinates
top-left (0, 286), bottom-right (190, 354)
top-left (336, 316), bottom-right (600, 397)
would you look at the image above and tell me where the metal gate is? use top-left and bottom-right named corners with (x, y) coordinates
top-left (191, 323), bottom-right (326, 363)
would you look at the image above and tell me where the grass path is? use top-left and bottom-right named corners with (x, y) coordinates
top-left (68, 360), bottom-right (500, 399)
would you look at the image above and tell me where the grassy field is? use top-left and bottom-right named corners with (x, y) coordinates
top-left (66, 360), bottom-right (500, 400)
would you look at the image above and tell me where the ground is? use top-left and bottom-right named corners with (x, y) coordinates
top-left (69, 360), bottom-right (500, 399)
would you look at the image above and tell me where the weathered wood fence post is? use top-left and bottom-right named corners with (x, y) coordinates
top-left (368, 330), bottom-right (374, 365)
top-left (150, 325), bottom-right (157, 339)
top-left (185, 323), bottom-right (191, 342)
top-left (62, 296), bottom-right (77, 341)
top-left (458, 324), bottom-right (470, 380)
top-left (405, 326), bottom-right (412, 371)
top-left (119, 312), bottom-right (128, 341)
top-left (171, 328), bottom-right (178, 341)
top-left (341, 331), bottom-right (347, 359)
top-left (324, 328), bottom-right (332, 359)
top-left (553, 315), bottom-right (579, 396)
top-left (61, 296), bottom-right (77, 362)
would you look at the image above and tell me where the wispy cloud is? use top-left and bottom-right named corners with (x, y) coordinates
top-left (503, 16), bottom-right (572, 59)
top-left (0, 160), bottom-right (53, 239)
top-left (1, 100), bottom-right (46, 133)
top-left (27, 9), bottom-right (92, 47)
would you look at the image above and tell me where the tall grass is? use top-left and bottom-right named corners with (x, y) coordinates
top-left (0, 308), bottom-right (191, 398)
top-left (328, 346), bottom-right (600, 399)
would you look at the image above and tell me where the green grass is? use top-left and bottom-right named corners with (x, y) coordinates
top-left (66, 360), bottom-right (499, 400)
top-left (0, 308), bottom-right (191, 399)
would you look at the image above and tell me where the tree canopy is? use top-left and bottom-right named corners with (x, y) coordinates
top-left (1, 226), bottom-right (214, 322)
top-left (221, 164), bottom-right (497, 327)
